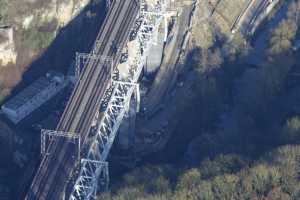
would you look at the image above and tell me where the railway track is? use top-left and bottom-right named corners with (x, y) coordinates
top-left (26, 0), bottom-right (139, 199)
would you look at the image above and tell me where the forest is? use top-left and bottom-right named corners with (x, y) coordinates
top-left (97, 1), bottom-right (300, 200)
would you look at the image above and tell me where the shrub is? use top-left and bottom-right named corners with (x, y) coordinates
top-left (22, 27), bottom-right (54, 51)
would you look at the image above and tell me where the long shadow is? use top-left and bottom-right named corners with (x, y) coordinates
top-left (8, 1), bottom-right (108, 199)
top-left (134, 1), bottom-right (299, 170)
top-left (104, 2), bottom-right (300, 196)
top-left (9, 1), bottom-right (107, 97)
top-left (138, 45), bottom-right (299, 171)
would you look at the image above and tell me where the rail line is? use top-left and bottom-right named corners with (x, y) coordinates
top-left (25, 0), bottom-right (139, 199)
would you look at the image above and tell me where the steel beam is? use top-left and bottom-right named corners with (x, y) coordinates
top-left (69, 1), bottom-right (175, 199)
top-left (41, 129), bottom-right (80, 161)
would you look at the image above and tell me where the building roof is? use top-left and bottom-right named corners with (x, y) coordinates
top-left (3, 72), bottom-right (64, 111)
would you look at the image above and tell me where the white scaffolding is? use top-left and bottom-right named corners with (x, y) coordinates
top-left (69, 1), bottom-right (175, 199)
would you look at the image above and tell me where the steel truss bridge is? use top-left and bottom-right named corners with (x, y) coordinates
top-left (25, 0), bottom-right (176, 199)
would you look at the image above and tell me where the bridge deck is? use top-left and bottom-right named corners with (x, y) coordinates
top-left (26, 0), bottom-right (139, 199)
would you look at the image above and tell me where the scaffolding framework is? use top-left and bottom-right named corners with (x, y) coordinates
top-left (69, 1), bottom-right (176, 199)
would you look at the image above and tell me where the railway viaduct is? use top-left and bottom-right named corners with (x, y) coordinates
top-left (24, 0), bottom-right (278, 199)
top-left (25, 0), bottom-right (174, 199)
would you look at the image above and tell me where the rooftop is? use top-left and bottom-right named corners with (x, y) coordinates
top-left (3, 72), bottom-right (64, 111)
